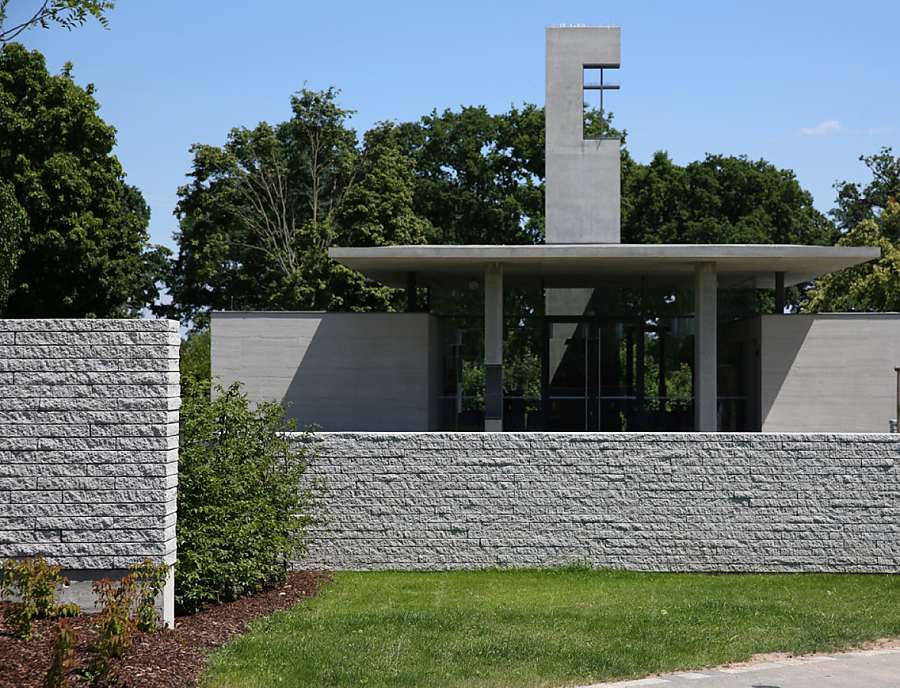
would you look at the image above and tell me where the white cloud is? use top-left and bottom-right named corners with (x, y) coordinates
top-left (799, 119), bottom-right (846, 136)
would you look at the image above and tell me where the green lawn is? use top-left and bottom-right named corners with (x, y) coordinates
top-left (202, 568), bottom-right (900, 687)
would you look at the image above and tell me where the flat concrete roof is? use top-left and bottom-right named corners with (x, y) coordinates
top-left (329, 244), bottom-right (881, 289)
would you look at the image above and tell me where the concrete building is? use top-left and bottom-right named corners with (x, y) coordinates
top-left (212, 26), bottom-right (893, 435)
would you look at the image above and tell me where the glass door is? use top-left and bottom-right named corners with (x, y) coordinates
top-left (543, 319), bottom-right (600, 431)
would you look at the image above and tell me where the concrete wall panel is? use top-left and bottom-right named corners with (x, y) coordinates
top-left (212, 312), bottom-right (443, 431)
top-left (760, 314), bottom-right (900, 433)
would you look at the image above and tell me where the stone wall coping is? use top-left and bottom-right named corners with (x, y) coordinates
top-left (0, 319), bottom-right (179, 332)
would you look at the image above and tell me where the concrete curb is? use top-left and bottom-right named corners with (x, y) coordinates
top-left (576, 647), bottom-right (900, 687)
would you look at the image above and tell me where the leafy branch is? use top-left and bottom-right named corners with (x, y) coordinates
top-left (0, 0), bottom-right (115, 43)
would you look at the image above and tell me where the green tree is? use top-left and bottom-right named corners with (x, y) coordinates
top-left (803, 200), bottom-right (900, 313)
top-left (393, 104), bottom-right (546, 245)
top-left (0, 0), bottom-right (113, 43)
top-left (0, 178), bottom-right (25, 312)
top-left (620, 151), bottom-right (836, 313)
top-left (622, 151), bottom-right (836, 246)
top-left (169, 88), bottom-right (428, 325)
top-left (831, 147), bottom-right (900, 232)
top-left (395, 105), bottom-right (825, 251)
top-left (393, 104), bottom-right (622, 246)
top-left (180, 328), bottom-right (211, 383)
top-left (0, 43), bottom-right (168, 317)
top-left (0, 0), bottom-right (114, 43)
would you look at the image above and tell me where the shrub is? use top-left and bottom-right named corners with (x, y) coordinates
top-left (87, 560), bottom-right (169, 682)
top-left (0, 557), bottom-right (79, 639)
top-left (129, 558), bottom-right (170, 632)
top-left (176, 378), bottom-right (321, 615)
top-left (88, 575), bottom-right (137, 682)
top-left (44, 619), bottom-right (78, 688)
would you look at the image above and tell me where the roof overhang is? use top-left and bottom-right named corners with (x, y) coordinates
top-left (329, 244), bottom-right (881, 290)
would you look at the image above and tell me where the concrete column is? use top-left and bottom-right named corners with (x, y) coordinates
top-left (694, 262), bottom-right (717, 432)
top-left (406, 272), bottom-right (417, 312)
top-left (775, 271), bottom-right (785, 314)
top-left (484, 262), bottom-right (503, 432)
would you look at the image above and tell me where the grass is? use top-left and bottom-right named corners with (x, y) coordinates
top-left (202, 567), bottom-right (900, 687)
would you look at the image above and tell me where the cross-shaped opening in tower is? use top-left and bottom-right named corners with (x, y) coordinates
top-left (583, 65), bottom-right (620, 139)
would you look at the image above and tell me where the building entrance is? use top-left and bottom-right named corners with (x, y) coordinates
top-left (541, 316), bottom-right (694, 432)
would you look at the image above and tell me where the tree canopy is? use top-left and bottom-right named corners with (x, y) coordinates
top-left (0, 0), bottom-right (114, 43)
top-left (392, 104), bottom-right (831, 250)
top-left (168, 88), bottom-right (428, 325)
top-left (801, 148), bottom-right (900, 313)
top-left (0, 43), bottom-right (167, 318)
top-left (392, 105), bottom-right (623, 246)
top-left (621, 151), bottom-right (836, 246)
top-left (804, 200), bottom-right (900, 313)
top-left (831, 147), bottom-right (900, 232)
top-left (392, 104), bottom-right (546, 245)
top-left (0, 178), bottom-right (25, 312)
top-left (169, 94), bottom-right (840, 324)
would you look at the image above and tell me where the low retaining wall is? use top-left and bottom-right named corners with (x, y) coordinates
top-left (301, 432), bottom-right (900, 573)
top-left (0, 319), bottom-right (179, 624)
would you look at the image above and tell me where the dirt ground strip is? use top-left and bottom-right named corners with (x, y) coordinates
top-left (0, 571), bottom-right (330, 688)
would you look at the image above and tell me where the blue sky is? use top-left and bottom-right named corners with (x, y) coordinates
top-left (13, 0), bottom-right (899, 250)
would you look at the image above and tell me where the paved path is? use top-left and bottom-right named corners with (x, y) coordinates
top-left (578, 647), bottom-right (900, 687)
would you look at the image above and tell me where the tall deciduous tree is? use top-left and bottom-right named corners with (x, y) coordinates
top-left (620, 151), bottom-right (836, 312)
top-left (393, 104), bottom-right (621, 246)
top-left (804, 200), bottom-right (900, 313)
top-left (830, 147), bottom-right (900, 232)
top-left (0, 43), bottom-right (168, 317)
top-left (393, 104), bottom-right (546, 245)
top-left (394, 104), bottom-right (829, 251)
top-left (802, 148), bottom-right (900, 313)
top-left (621, 151), bottom-right (836, 246)
top-left (170, 95), bottom-right (836, 323)
top-left (169, 88), bottom-right (429, 325)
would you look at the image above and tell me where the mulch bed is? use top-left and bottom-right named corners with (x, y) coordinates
top-left (0, 571), bottom-right (330, 687)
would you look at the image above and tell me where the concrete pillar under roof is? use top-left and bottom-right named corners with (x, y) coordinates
top-left (484, 262), bottom-right (503, 432)
top-left (694, 262), bottom-right (718, 432)
top-left (775, 271), bottom-right (785, 314)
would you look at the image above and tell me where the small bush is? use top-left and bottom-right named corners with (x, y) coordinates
top-left (88, 575), bottom-right (137, 683)
top-left (176, 378), bottom-right (322, 615)
top-left (129, 558), bottom-right (170, 632)
top-left (44, 619), bottom-right (78, 688)
top-left (0, 557), bottom-right (80, 639)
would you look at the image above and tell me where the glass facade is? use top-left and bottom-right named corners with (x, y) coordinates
top-left (435, 286), bottom-right (758, 432)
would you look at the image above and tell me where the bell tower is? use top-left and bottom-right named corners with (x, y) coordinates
top-left (545, 25), bottom-right (621, 244)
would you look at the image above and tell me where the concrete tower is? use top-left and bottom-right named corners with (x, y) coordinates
top-left (545, 26), bottom-right (621, 244)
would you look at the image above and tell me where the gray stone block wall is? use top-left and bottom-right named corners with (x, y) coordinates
top-left (0, 319), bottom-right (179, 622)
top-left (299, 432), bottom-right (900, 573)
